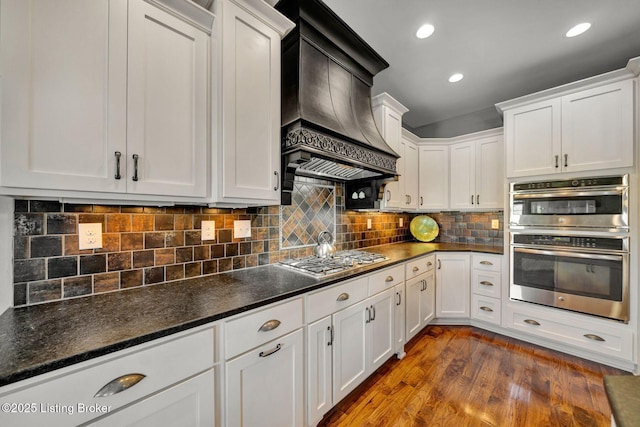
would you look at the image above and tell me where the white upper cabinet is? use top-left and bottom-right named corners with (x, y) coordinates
top-left (0, 0), bottom-right (212, 200)
top-left (372, 93), bottom-right (410, 211)
top-left (418, 145), bottom-right (449, 210)
top-left (212, 0), bottom-right (294, 206)
top-left (403, 136), bottom-right (420, 210)
top-left (449, 133), bottom-right (503, 210)
top-left (501, 76), bottom-right (635, 178)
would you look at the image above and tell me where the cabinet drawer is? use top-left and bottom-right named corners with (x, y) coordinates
top-left (472, 270), bottom-right (501, 298)
top-left (0, 327), bottom-right (214, 427)
top-left (405, 254), bottom-right (435, 280)
top-left (471, 295), bottom-right (501, 326)
top-left (368, 264), bottom-right (404, 296)
top-left (307, 277), bottom-right (368, 322)
top-left (225, 298), bottom-right (303, 359)
top-left (472, 254), bottom-right (502, 272)
top-left (505, 303), bottom-right (633, 361)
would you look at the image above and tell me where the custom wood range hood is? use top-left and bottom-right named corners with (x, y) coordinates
top-left (275, 0), bottom-right (399, 205)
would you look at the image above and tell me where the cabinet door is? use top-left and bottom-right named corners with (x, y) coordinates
top-left (449, 142), bottom-right (476, 209)
top-left (418, 145), bottom-right (449, 210)
top-left (561, 80), bottom-right (634, 173)
top-left (219, 0), bottom-right (281, 204)
top-left (382, 138), bottom-right (405, 210)
top-left (88, 370), bottom-right (215, 427)
top-left (435, 253), bottom-right (470, 318)
top-left (0, 0), bottom-right (127, 192)
top-left (504, 99), bottom-right (561, 177)
top-left (404, 276), bottom-right (423, 343)
top-left (368, 288), bottom-right (395, 372)
top-left (393, 283), bottom-right (405, 357)
top-left (127, 0), bottom-right (208, 197)
top-left (475, 135), bottom-right (503, 209)
top-left (421, 271), bottom-right (436, 325)
top-left (379, 108), bottom-right (404, 210)
top-left (306, 317), bottom-right (332, 427)
top-left (332, 300), bottom-right (368, 403)
top-left (404, 141), bottom-right (420, 209)
top-left (226, 329), bottom-right (304, 427)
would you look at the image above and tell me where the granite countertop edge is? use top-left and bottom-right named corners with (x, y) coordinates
top-left (604, 375), bottom-right (640, 427)
top-left (0, 242), bottom-right (502, 387)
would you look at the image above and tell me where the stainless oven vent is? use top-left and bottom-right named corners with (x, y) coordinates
top-left (296, 158), bottom-right (381, 180)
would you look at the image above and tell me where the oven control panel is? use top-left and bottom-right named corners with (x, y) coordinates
top-left (512, 234), bottom-right (625, 251)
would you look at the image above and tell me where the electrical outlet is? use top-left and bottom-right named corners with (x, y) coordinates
top-left (491, 219), bottom-right (500, 229)
top-left (399, 218), bottom-right (404, 227)
top-left (78, 223), bottom-right (103, 250)
top-left (233, 220), bottom-right (252, 239)
top-left (202, 220), bottom-right (216, 241)
top-left (367, 218), bottom-right (372, 229)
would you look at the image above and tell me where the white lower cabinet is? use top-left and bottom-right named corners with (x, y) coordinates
top-left (0, 327), bottom-right (216, 427)
top-left (470, 253), bottom-right (502, 327)
top-left (226, 328), bottom-right (304, 427)
top-left (307, 316), bottom-right (333, 426)
top-left (405, 270), bottom-right (435, 343)
top-left (435, 253), bottom-right (470, 319)
top-left (88, 370), bottom-right (215, 427)
top-left (393, 283), bottom-right (406, 358)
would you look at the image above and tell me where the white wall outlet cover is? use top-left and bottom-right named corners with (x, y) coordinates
top-left (78, 223), bottom-right (103, 250)
top-left (491, 219), bottom-right (500, 229)
top-left (399, 218), bottom-right (404, 227)
top-left (367, 218), bottom-right (372, 229)
top-left (233, 220), bottom-right (252, 239)
top-left (201, 220), bottom-right (216, 241)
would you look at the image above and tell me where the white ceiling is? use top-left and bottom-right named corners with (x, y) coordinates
top-left (321, 0), bottom-right (640, 136)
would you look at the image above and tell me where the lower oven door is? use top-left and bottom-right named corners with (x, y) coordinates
top-left (510, 247), bottom-right (629, 322)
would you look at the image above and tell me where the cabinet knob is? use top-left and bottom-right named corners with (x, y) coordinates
top-left (385, 276), bottom-right (394, 282)
top-left (412, 266), bottom-right (420, 272)
top-left (94, 373), bottom-right (146, 398)
top-left (258, 319), bottom-right (281, 332)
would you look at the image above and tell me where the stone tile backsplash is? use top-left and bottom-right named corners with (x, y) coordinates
top-left (12, 188), bottom-right (503, 307)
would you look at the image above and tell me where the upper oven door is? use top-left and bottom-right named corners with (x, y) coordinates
top-left (510, 187), bottom-right (628, 230)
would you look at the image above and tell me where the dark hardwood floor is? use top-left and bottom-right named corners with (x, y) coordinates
top-left (318, 326), bottom-right (630, 427)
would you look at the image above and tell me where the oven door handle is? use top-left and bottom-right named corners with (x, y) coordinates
top-left (512, 189), bottom-right (625, 199)
top-left (513, 247), bottom-right (624, 262)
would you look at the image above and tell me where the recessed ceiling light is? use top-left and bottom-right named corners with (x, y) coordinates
top-left (416, 24), bottom-right (435, 39)
top-left (565, 22), bottom-right (591, 38)
top-left (448, 73), bottom-right (464, 83)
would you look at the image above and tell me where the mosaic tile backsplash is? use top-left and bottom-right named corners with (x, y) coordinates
top-left (12, 185), bottom-right (503, 307)
top-left (280, 181), bottom-right (335, 249)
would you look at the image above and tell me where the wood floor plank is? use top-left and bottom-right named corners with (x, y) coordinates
top-left (318, 326), bottom-right (630, 427)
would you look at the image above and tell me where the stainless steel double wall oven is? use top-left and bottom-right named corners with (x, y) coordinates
top-left (509, 175), bottom-right (630, 322)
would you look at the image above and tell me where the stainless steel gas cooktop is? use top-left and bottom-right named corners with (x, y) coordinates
top-left (279, 250), bottom-right (387, 277)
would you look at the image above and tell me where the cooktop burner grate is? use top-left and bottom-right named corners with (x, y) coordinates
top-left (279, 250), bottom-right (388, 276)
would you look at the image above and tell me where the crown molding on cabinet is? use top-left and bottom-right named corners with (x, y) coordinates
top-left (404, 126), bottom-right (503, 146)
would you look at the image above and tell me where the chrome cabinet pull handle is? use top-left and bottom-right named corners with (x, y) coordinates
top-left (385, 276), bottom-right (394, 282)
top-left (412, 266), bottom-right (420, 272)
top-left (365, 307), bottom-right (370, 323)
top-left (555, 155), bottom-right (559, 168)
top-left (524, 319), bottom-right (540, 326)
top-left (386, 190), bottom-right (391, 201)
top-left (114, 151), bottom-right (122, 180)
top-left (564, 154), bottom-right (568, 167)
top-left (480, 281), bottom-right (494, 287)
top-left (258, 319), bottom-right (281, 332)
top-left (259, 343), bottom-right (282, 358)
top-left (273, 171), bottom-right (279, 191)
top-left (420, 196), bottom-right (423, 206)
top-left (336, 292), bottom-right (350, 302)
top-left (371, 305), bottom-right (376, 321)
top-left (584, 333), bottom-right (605, 342)
top-left (396, 291), bottom-right (402, 306)
top-left (328, 325), bottom-right (334, 346)
top-left (409, 195), bottom-right (412, 204)
top-left (477, 194), bottom-right (480, 205)
top-left (479, 261), bottom-right (493, 266)
top-left (95, 373), bottom-right (146, 398)
top-left (422, 280), bottom-right (427, 291)
top-left (471, 195), bottom-right (474, 204)
top-left (437, 259), bottom-right (441, 269)
top-left (132, 154), bottom-right (139, 181)
top-left (480, 306), bottom-right (493, 312)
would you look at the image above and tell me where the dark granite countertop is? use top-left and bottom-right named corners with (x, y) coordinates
top-left (605, 375), bottom-right (640, 427)
top-left (0, 242), bottom-right (502, 387)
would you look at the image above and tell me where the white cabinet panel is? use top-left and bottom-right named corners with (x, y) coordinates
top-left (332, 299), bottom-right (368, 403)
top-left (418, 145), bottom-right (449, 210)
top-left (368, 288), bottom-right (395, 371)
top-left (435, 253), bottom-right (470, 318)
top-left (394, 283), bottom-right (405, 357)
top-left (450, 142), bottom-right (476, 209)
top-left (226, 329), bottom-right (304, 427)
top-left (404, 141), bottom-right (420, 209)
top-left (128, 0), bottom-right (208, 197)
top-left (405, 271), bottom-right (435, 343)
top-left (0, 0), bottom-right (127, 192)
top-left (306, 317), bottom-right (333, 427)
